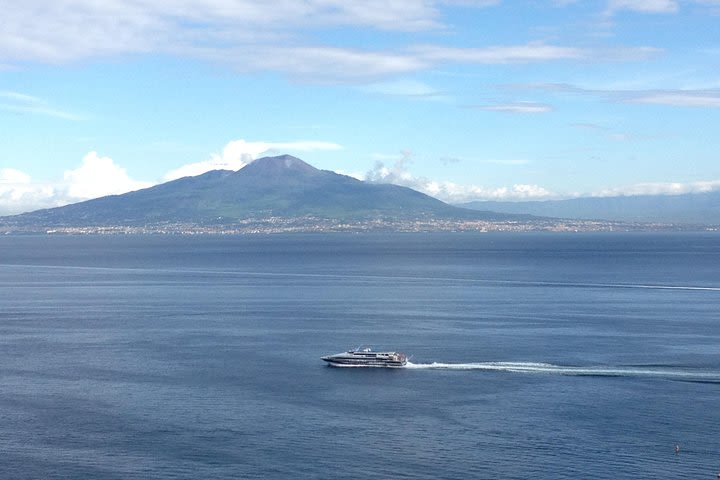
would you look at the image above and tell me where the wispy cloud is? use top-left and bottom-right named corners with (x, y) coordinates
top-left (416, 43), bottom-right (661, 63)
top-left (186, 42), bottom-right (663, 83)
top-left (217, 45), bottom-right (429, 82)
top-left (474, 102), bottom-right (553, 113)
top-left (606, 0), bottom-right (679, 15)
top-left (0, 1), bottom-right (446, 64)
top-left (412, 43), bottom-right (586, 63)
top-left (362, 79), bottom-right (447, 99)
top-left (0, 1), bottom-right (667, 82)
top-left (0, 90), bottom-right (81, 120)
top-left (521, 83), bottom-right (720, 109)
top-left (626, 91), bottom-right (720, 107)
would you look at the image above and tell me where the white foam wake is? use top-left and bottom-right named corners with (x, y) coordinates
top-left (404, 361), bottom-right (720, 381)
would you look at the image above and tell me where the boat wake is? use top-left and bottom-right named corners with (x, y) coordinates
top-left (404, 361), bottom-right (720, 382)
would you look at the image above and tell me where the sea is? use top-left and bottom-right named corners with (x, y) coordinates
top-left (0, 232), bottom-right (718, 479)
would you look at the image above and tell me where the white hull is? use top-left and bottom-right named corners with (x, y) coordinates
top-left (324, 362), bottom-right (406, 368)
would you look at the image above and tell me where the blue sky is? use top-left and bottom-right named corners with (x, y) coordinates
top-left (2, 0), bottom-right (720, 214)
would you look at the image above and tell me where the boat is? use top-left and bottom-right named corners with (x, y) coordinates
top-left (321, 347), bottom-right (407, 368)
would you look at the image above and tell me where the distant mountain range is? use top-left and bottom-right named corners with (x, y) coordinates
top-left (459, 191), bottom-right (720, 225)
top-left (0, 155), bottom-right (533, 233)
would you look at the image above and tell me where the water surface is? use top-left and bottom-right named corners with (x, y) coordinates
top-left (1, 233), bottom-right (718, 479)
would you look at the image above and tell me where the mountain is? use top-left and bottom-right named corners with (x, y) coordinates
top-left (1, 155), bottom-right (530, 232)
top-left (459, 191), bottom-right (720, 225)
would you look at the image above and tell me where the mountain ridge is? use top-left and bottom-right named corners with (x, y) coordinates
top-left (459, 191), bottom-right (720, 225)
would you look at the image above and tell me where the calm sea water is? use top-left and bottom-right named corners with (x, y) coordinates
top-left (0, 233), bottom-right (718, 479)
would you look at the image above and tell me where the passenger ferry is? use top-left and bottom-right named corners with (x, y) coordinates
top-left (321, 347), bottom-right (407, 368)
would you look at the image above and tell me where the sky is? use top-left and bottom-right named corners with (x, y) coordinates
top-left (1, 0), bottom-right (720, 215)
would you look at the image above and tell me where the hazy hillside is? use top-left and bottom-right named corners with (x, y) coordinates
top-left (460, 191), bottom-right (720, 225)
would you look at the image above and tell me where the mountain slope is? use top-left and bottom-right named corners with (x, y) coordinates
top-left (460, 191), bottom-right (720, 225)
top-left (3, 155), bottom-right (526, 229)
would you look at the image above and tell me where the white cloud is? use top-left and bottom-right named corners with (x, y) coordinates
top-left (308, 0), bottom-right (443, 31)
top-left (409, 44), bottom-right (661, 69)
top-left (163, 139), bottom-right (343, 181)
top-left (0, 168), bottom-right (31, 185)
top-left (63, 151), bottom-right (153, 200)
top-left (524, 83), bottom-right (720, 109)
top-left (0, 168), bottom-right (56, 215)
top-left (414, 43), bottom-right (586, 63)
top-left (365, 156), bottom-right (555, 202)
top-left (1, 152), bottom-right (154, 216)
top-left (627, 91), bottom-right (720, 108)
top-left (593, 179), bottom-right (720, 197)
top-left (606, 0), bottom-right (679, 14)
top-left (218, 45), bottom-right (430, 81)
top-left (425, 180), bottom-right (556, 202)
top-left (475, 102), bottom-right (553, 113)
